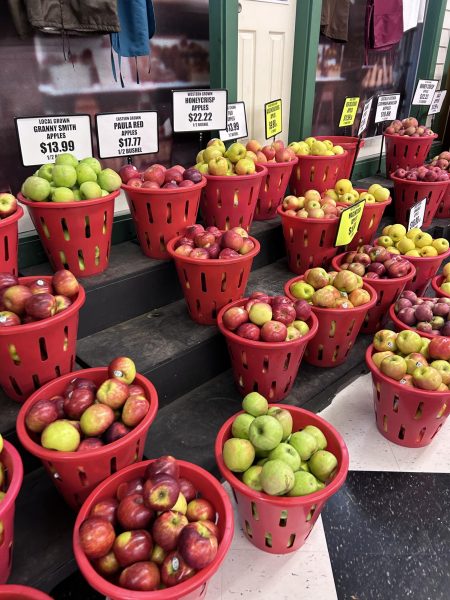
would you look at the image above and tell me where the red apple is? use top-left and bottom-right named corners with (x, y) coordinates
top-left (94, 550), bottom-right (120, 577)
top-left (164, 168), bottom-right (183, 184)
top-left (184, 224), bottom-right (204, 240)
top-left (145, 456), bottom-right (180, 480)
top-left (117, 493), bottom-right (153, 530)
top-left (219, 248), bottom-right (240, 259)
top-left (151, 544), bottom-right (167, 565)
top-left (80, 404), bottom-right (115, 437)
top-left (51, 395), bottom-right (65, 418)
top-left (3, 285), bottom-right (32, 315)
top-left (116, 477), bottom-right (144, 501)
top-left (0, 311), bottom-right (21, 326)
top-left (152, 510), bottom-right (189, 551)
top-left (90, 498), bottom-right (119, 525)
top-left (260, 320), bottom-right (288, 342)
top-left (239, 238), bottom-right (255, 255)
top-left (178, 521), bottom-right (218, 570)
top-left (141, 180), bottom-right (161, 190)
top-left (161, 551), bottom-right (196, 587)
top-left (0, 193), bottom-right (17, 218)
top-left (202, 520), bottom-right (219, 538)
top-left (0, 273), bottom-right (18, 291)
top-left (79, 517), bottom-right (115, 559)
top-left (52, 270), bottom-right (79, 298)
top-left (195, 232), bottom-right (215, 248)
top-left (119, 164), bottom-right (140, 184)
top-left (190, 248), bottom-right (209, 260)
top-left (108, 356), bottom-right (136, 385)
top-left (222, 306), bottom-right (248, 331)
top-left (236, 322), bottom-right (261, 340)
top-left (143, 474), bottom-right (180, 511)
top-left (179, 478), bottom-right (197, 503)
top-left (28, 278), bottom-right (53, 295)
top-left (262, 145), bottom-right (276, 161)
top-left (183, 167), bottom-right (203, 184)
top-left (119, 561), bottom-right (160, 591)
top-left (207, 242), bottom-right (221, 259)
top-left (175, 244), bottom-right (193, 257)
top-left (128, 384), bottom-right (145, 396)
top-left (25, 399), bottom-right (59, 433)
top-left (63, 388), bottom-right (95, 420)
top-left (113, 529), bottom-right (153, 567)
top-left (54, 295), bottom-right (72, 313)
top-left (271, 304), bottom-right (296, 326)
top-left (78, 438), bottom-right (104, 452)
top-left (143, 165), bottom-right (165, 186)
top-left (127, 177), bottom-right (143, 188)
top-left (96, 378), bottom-right (129, 410)
top-left (294, 300), bottom-right (312, 321)
top-left (186, 498), bottom-right (215, 522)
top-left (122, 394), bottom-right (150, 427)
top-left (222, 230), bottom-right (244, 251)
top-left (429, 337), bottom-right (450, 361)
top-left (24, 293), bottom-right (57, 320)
top-left (104, 421), bottom-right (131, 443)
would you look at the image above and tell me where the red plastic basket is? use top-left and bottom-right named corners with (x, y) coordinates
top-left (285, 275), bottom-right (377, 367)
top-left (166, 236), bottom-right (260, 325)
top-left (277, 206), bottom-right (339, 275)
top-left (73, 459), bottom-right (234, 600)
top-left (16, 368), bottom-right (158, 510)
top-left (436, 185), bottom-right (450, 219)
top-left (338, 193), bottom-right (392, 252)
top-left (0, 441), bottom-right (24, 584)
top-left (0, 276), bottom-right (85, 402)
top-left (289, 152), bottom-right (348, 197)
top-left (0, 586), bottom-right (51, 599)
top-left (431, 274), bottom-right (450, 299)
top-left (215, 405), bottom-right (349, 554)
top-left (331, 253), bottom-right (415, 334)
top-left (253, 160), bottom-right (296, 220)
top-left (122, 178), bottom-right (206, 260)
top-left (200, 165), bottom-right (267, 231)
top-left (402, 248), bottom-right (450, 296)
top-left (366, 344), bottom-right (450, 447)
top-left (315, 136), bottom-right (365, 179)
top-left (0, 207), bottom-right (23, 276)
top-left (390, 175), bottom-right (448, 229)
top-left (388, 300), bottom-right (447, 339)
top-left (384, 133), bottom-right (437, 174)
top-left (19, 192), bottom-right (119, 278)
top-left (217, 299), bottom-right (319, 401)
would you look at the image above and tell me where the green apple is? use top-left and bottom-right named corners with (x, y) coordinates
top-left (208, 157), bottom-right (228, 176)
top-left (254, 447), bottom-right (270, 458)
top-left (299, 460), bottom-right (310, 472)
top-left (222, 438), bottom-right (255, 472)
top-left (267, 407), bottom-right (293, 440)
top-left (308, 450), bottom-right (338, 482)
top-left (293, 320), bottom-right (310, 336)
top-left (396, 330), bottom-right (423, 355)
top-left (302, 425), bottom-right (327, 450)
top-left (97, 168), bottom-right (122, 192)
top-left (242, 392), bottom-right (268, 417)
top-left (287, 470), bottom-right (319, 496)
top-left (55, 152), bottom-right (78, 167)
top-left (80, 157), bottom-right (102, 174)
top-left (73, 189), bottom-right (81, 201)
top-left (80, 181), bottom-right (102, 199)
top-left (22, 176), bottom-right (51, 201)
top-left (260, 459), bottom-right (295, 495)
top-left (235, 158), bottom-right (256, 175)
top-left (431, 360), bottom-right (450, 385)
top-left (289, 281), bottom-right (315, 301)
top-left (242, 465), bottom-right (263, 491)
top-left (52, 187), bottom-right (74, 202)
top-left (76, 163), bottom-right (97, 185)
top-left (52, 165), bottom-right (77, 188)
top-left (101, 190), bottom-right (109, 197)
top-left (195, 162), bottom-right (209, 175)
top-left (420, 338), bottom-right (431, 359)
top-left (289, 431), bottom-right (317, 461)
top-left (41, 420), bottom-right (80, 452)
top-left (249, 415), bottom-right (284, 451)
top-left (268, 443), bottom-right (300, 471)
top-left (203, 146), bottom-right (223, 162)
top-left (38, 163), bottom-right (54, 182)
top-left (231, 413), bottom-right (255, 439)
top-left (207, 138), bottom-right (226, 154)
top-left (224, 142), bottom-right (247, 163)
top-left (257, 457), bottom-right (269, 466)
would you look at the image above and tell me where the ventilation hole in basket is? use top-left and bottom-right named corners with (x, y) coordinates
top-left (211, 302), bottom-right (218, 320)
top-left (417, 427), bottom-right (427, 443)
top-left (332, 346), bottom-right (340, 362)
top-left (284, 377), bottom-right (292, 393)
top-left (8, 344), bottom-right (20, 365)
top-left (309, 167), bottom-right (314, 183)
top-left (215, 187), bottom-right (222, 209)
top-left (130, 199), bottom-right (136, 214)
top-left (78, 468), bottom-right (88, 487)
top-left (77, 250), bottom-right (85, 272)
top-left (39, 337), bottom-right (48, 361)
top-left (197, 272), bottom-right (206, 294)
top-left (110, 457), bottom-right (117, 474)
top-left (212, 215), bottom-right (217, 228)
top-left (225, 216), bottom-right (230, 230)
top-left (159, 235), bottom-right (166, 254)
top-left (199, 582), bottom-right (208, 598)
top-left (393, 395), bottom-right (399, 413)
top-left (238, 269), bottom-right (244, 289)
top-left (383, 415), bottom-right (388, 431)
top-left (59, 251), bottom-right (69, 270)
top-left (265, 175), bottom-right (270, 193)
top-left (244, 520), bottom-right (253, 538)
top-left (40, 217), bottom-right (51, 239)
top-left (303, 229), bottom-right (308, 247)
top-left (135, 438), bottom-right (141, 461)
top-left (269, 381), bottom-right (277, 399)
top-left (252, 380), bottom-right (258, 392)
top-left (403, 144), bottom-right (409, 159)
top-left (63, 326), bottom-right (69, 351)
top-left (284, 353), bottom-right (291, 371)
top-left (60, 218), bottom-right (70, 242)
top-left (95, 245), bottom-right (100, 266)
top-left (233, 190), bottom-right (239, 207)
top-left (318, 345), bottom-right (323, 360)
top-left (103, 211), bottom-right (108, 234)
top-left (295, 254), bottom-right (301, 268)
top-left (55, 365), bottom-right (61, 378)
top-left (398, 425), bottom-right (405, 440)
top-left (287, 533), bottom-right (296, 548)
top-left (437, 403), bottom-right (447, 418)
top-left (323, 166), bottom-right (330, 182)
top-left (4, 236), bottom-right (9, 262)
top-left (241, 351), bottom-right (248, 369)
top-left (319, 229), bottom-right (326, 247)
top-left (220, 272), bottom-right (227, 292)
top-left (346, 319), bottom-right (356, 336)
top-left (265, 533), bottom-right (273, 548)
top-left (289, 227), bottom-right (294, 242)
top-left (368, 215), bottom-right (375, 229)
top-left (255, 199), bottom-right (261, 215)
top-left (251, 502), bottom-right (259, 520)
top-left (164, 202), bottom-right (172, 225)
top-left (262, 356), bottom-right (269, 373)
top-left (329, 320), bottom-right (336, 338)
top-left (279, 510), bottom-right (288, 527)
top-left (376, 289), bottom-right (384, 307)
top-left (414, 402), bottom-right (424, 420)
top-left (231, 487), bottom-right (238, 503)
top-left (145, 231), bottom-right (151, 250)
top-left (183, 269), bottom-right (190, 290)
top-left (344, 341), bottom-right (353, 357)
top-left (195, 299), bottom-right (201, 315)
top-left (146, 202), bottom-right (154, 224)
top-left (431, 424), bottom-right (442, 440)
top-left (376, 385), bottom-right (380, 401)
top-left (32, 374), bottom-right (41, 390)
top-left (306, 504), bottom-right (316, 522)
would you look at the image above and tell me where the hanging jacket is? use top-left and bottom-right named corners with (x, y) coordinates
top-left (365, 0), bottom-right (403, 62)
top-left (321, 0), bottom-right (351, 43)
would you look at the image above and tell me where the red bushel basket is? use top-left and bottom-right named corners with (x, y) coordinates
top-left (403, 248), bottom-right (450, 296)
top-left (432, 275), bottom-right (450, 299)
top-left (166, 236), bottom-right (260, 325)
top-left (217, 299), bottom-right (319, 401)
top-left (289, 152), bottom-right (348, 197)
top-left (285, 275), bottom-right (377, 367)
top-left (390, 175), bottom-right (448, 230)
top-left (384, 133), bottom-right (437, 174)
top-left (331, 253), bottom-right (416, 334)
top-left (389, 301), bottom-right (444, 340)
top-left (253, 160), bottom-right (296, 220)
top-left (315, 136), bottom-right (365, 179)
top-left (122, 178), bottom-right (206, 260)
top-left (366, 345), bottom-right (450, 447)
top-left (436, 185), bottom-right (450, 219)
top-left (0, 586), bottom-right (52, 599)
top-left (277, 206), bottom-right (339, 275)
top-left (16, 368), bottom-right (158, 510)
top-left (339, 193), bottom-right (392, 252)
top-left (200, 165), bottom-right (267, 231)
top-left (73, 459), bottom-right (234, 600)
top-left (19, 192), bottom-right (119, 278)
top-left (0, 441), bottom-right (24, 584)
top-left (0, 207), bottom-right (23, 276)
top-left (0, 276), bottom-right (85, 402)
top-left (215, 405), bottom-right (349, 554)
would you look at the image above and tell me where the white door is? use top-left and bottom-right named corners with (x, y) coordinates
top-left (238, 0), bottom-right (297, 145)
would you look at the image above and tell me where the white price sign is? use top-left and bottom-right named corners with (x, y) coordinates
top-left (173, 89), bottom-right (228, 133)
top-left (219, 102), bottom-right (248, 142)
top-left (375, 94), bottom-right (401, 123)
top-left (15, 114), bottom-right (93, 167)
top-left (95, 111), bottom-right (158, 159)
top-left (358, 97), bottom-right (373, 136)
top-left (412, 79), bottom-right (438, 106)
top-left (408, 198), bottom-right (427, 231)
top-left (428, 90), bottom-right (447, 115)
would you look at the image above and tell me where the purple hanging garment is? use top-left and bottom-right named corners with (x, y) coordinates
top-left (365, 0), bottom-right (403, 62)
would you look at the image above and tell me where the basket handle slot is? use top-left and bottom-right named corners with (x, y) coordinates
top-left (329, 320), bottom-right (336, 338)
top-left (70, 354), bottom-right (74, 371)
top-left (3, 236), bottom-right (8, 262)
top-left (8, 344), bottom-right (21, 365)
top-left (264, 532), bottom-right (272, 548)
top-left (182, 269), bottom-right (190, 288)
top-left (63, 326), bottom-right (69, 352)
top-left (346, 319), bottom-right (356, 337)
top-left (244, 520), bottom-right (253, 538)
top-left (284, 376), bottom-right (292, 393)
top-left (393, 394), bottom-right (399, 413)
top-left (344, 341), bottom-right (353, 358)
top-left (319, 229), bottom-right (326, 248)
top-left (146, 202), bottom-right (154, 224)
top-left (184, 200), bottom-right (189, 220)
top-left (284, 353), bottom-right (291, 371)
top-left (279, 509), bottom-right (288, 527)
top-left (145, 231), bottom-right (151, 250)
top-left (289, 227), bottom-right (294, 242)
top-left (437, 403), bottom-right (447, 418)
top-left (211, 302), bottom-right (218, 320)
top-left (110, 456), bottom-right (117, 474)
top-left (159, 235), bottom-right (166, 254)
top-left (135, 438), bottom-right (141, 461)
top-left (265, 174), bottom-right (270, 193)
top-left (103, 211), bottom-right (108, 234)
top-left (0, 521), bottom-right (4, 546)
top-left (414, 402), bottom-right (424, 420)
top-left (32, 374), bottom-right (41, 390)
top-left (55, 365), bottom-right (61, 377)
top-left (225, 216), bottom-right (230, 230)
top-left (216, 187), bottom-right (222, 209)
top-left (262, 356), bottom-right (269, 373)
top-left (417, 427), bottom-right (426, 443)
top-left (241, 351), bottom-right (248, 369)
top-left (431, 423), bottom-right (443, 440)
top-left (8, 376), bottom-right (21, 397)
top-left (317, 344), bottom-right (323, 361)
top-left (287, 533), bottom-right (296, 548)
top-left (78, 468), bottom-right (89, 487)
top-left (233, 190), bottom-right (239, 207)
top-left (196, 299), bottom-right (201, 314)
top-left (252, 381), bottom-right (259, 392)
top-left (309, 166), bottom-right (314, 183)
top-left (270, 381), bottom-right (277, 399)
top-left (303, 228), bottom-right (308, 248)
top-left (59, 251), bottom-right (69, 270)
top-left (239, 216), bottom-right (244, 228)
top-left (306, 504), bottom-right (316, 522)
top-left (40, 217), bottom-right (51, 239)
top-left (376, 289), bottom-right (384, 307)
top-left (84, 216), bottom-right (91, 239)
top-left (61, 218), bottom-right (70, 241)
top-left (220, 272), bottom-right (226, 293)
top-left (166, 202), bottom-right (172, 224)
top-left (77, 250), bottom-right (86, 272)
top-left (238, 269), bottom-right (244, 289)
top-left (332, 345), bottom-right (340, 362)
top-left (251, 502), bottom-right (259, 520)
top-left (398, 425), bottom-right (406, 440)
top-left (95, 245), bottom-right (100, 266)
top-left (368, 215), bottom-right (375, 229)
top-left (322, 165), bottom-right (329, 183)
top-left (39, 337), bottom-right (48, 361)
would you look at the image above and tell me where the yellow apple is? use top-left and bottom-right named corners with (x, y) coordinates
top-left (335, 179), bottom-right (353, 195)
top-left (432, 238), bottom-right (449, 254)
top-left (443, 263), bottom-right (450, 277)
top-left (311, 141), bottom-right (328, 156)
top-left (304, 190), bottom-right (321, 203)
top-left (414, 232), bottom-right (433, 248)
top-left (405, 249), bottom-right (421, 257)
top-left (419, 245), bottom-right (438, 257)
top-left (360, 193), bottom-right (375, 203)
top-left (396, 238), bottom-right (416, 254)
top-left (406, 227), bottom-right (422, 241)
top-left (323, 189), bottom-right (338, 201)
top-left (304, 137), bottom-right (316, 148)
top-left (340, 193), bottom-right (354, 204)
top-left (332, 145), bottom-right (345, 155)
top-left (441, 282), bottom-right (450, 295)
top-left (368, 184), bottom-right (382, 195)
top-left (373, 187), bottom-right (390, 202)
top-left (377, 236), bottom-right (393, 248)
top-left (388, 224), bottom-right (407, 242)
top-left (350, 189), bottom-right (360, 200)
top-left (323, 140), bottom-right (334, 150)
top-left (295, 142), bottom-right (310, 155)
top-left (386, 246), bottom-right (400, 254)
top-left (382, 225), bottom-right (392, 236)
top-left (324, 150), bottom-right (335, 155)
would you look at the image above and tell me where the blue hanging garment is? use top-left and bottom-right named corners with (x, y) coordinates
top-left (110, 0), bottom-right (156, 86)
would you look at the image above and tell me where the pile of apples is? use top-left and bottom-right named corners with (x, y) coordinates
top-left (0, 270), bottom-right (79, 327)
top-left (78, 455), bottom-right (219, 591)
top-left (374, 224), bottom-right (449, 258)
top-left (438, 263), bottom-right (450, 296)
top-left (289, 268), bottom-right (371, 309)
top-left (391, 164), bottom-right (449, 182)
top-left (223, 393), bottom-right (338, 497)
top-left (25, 357), bottom-right (150, 452)
top-left (371, 329), bottom-right (450, 392)
top-left (324, 180), bottom-right (390, 205)
top-left (120, 163), bottom-right (202, 190)
top-left (288, 137), bottom-right (345, 157)
top-left (394, 290), bottom-right (450, 336)
top-left (21, 154), bottom-right (122, 202)
top-left (337, 247), bottom-right (413, 280)
top-left (384, 116), bottom-right (434, 137)
top-left (173, 224), bottom-right (255, 260)
top-left (0, 193), bottom-right (18, 219)
top-left (221, 291), bottom-right (312, 342)
top-left (430, 150), bottom-right (450, 171)
top-left (281, 189), bottom-right (344, 220)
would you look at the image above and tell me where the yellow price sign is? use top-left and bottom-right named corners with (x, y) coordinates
top-left (265, 99), bottom-right (282, 139)
top-left (339, 97), bottom-right (360, 128)
top-left (335, 199), bottom-right (365, 246)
